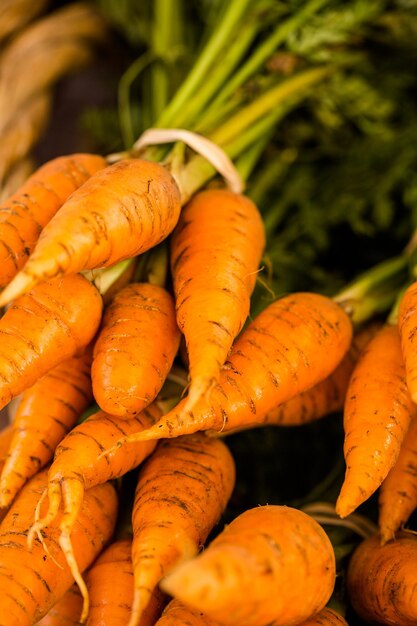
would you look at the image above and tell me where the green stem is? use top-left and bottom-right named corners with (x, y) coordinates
top-left (234, 132), bottom-right (273, 181)
top-left (249, 148), bottom-right (297, 206)
top-left (118, 52), bottom-right (155, 149)
top-left (387, 283), bottom-right (410, 325)
top-left (155, 0), bottom-right (252, 127)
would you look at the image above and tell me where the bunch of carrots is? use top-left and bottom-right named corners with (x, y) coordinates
top-left (1, 1), bottom-right (417, 625)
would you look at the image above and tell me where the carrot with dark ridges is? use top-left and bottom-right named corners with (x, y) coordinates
top-left (154, 600), bottom-right (220, 626)
top-left (128, 433), bottom-right (235, 626)
top-left (86, 539), bottom-right (166, 626)
top-left (0, 153), bottom-right (106, 287)
top-left (0, 348), bottom-right (93, 508)
top-left (92, 282), bottom-right (180, 416)
top-left (170, 189), bottom-right (265, 410)
top-left (0, 468), bottom-right (117, 626)
top-left (0, 159), bottom-right (181, 305)
top-left (398, 281), bottom-right (417, 402)
top-left (35, 584), bottom-right (83, 626)
top-left (0, 273), bottom-right (102, 412)
top-left (298, 608), bottom-right (349, 626)
top-left (162, 505), bottom-right (336, 626)
top-left (336, 324), bottom-right (413, 518)
top-left (105, 292), bottom-right (352, 445)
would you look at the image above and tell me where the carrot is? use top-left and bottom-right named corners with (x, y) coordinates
top-left (398, 280), bottom-right (417, 403)
top-left (162, 505), bottom-right (336, 626)
top-left (262, 322), bottom-right (378, 427)
top-left (170, 189), bottom-right (265, 410)
top-left (35, 584), bottom-right (83, 626)
top-left (346, 531), bottom-right (417, 626)
top-left (0, 153), bottom-right (106, 287)
top-left (92, 282), bottom-right (180, 416)
top-left (297, 608), bottom-right (349, 626)
top-left (379, 412), bottom-right (417, 543)
top-left (86, 539), bottom-right (166, 626)
top-left (27, 405), bottom-right (160, 615)
top-left (336, 324), bottom-right (413, 518)
top-left (0, 424), bottom-right (13, 464)
top-left (0, 467), bottom-right (117, 626)
top-left (128, 433), bottom-right (235, 626)
top-left (106, 292), bottom-right (352, 445)
top-left (0, 158), bottom-right (182, 306)
top-left (0, 348), bottom-right (93, 508)
top-left (154, 600), bottom-right (220, 626)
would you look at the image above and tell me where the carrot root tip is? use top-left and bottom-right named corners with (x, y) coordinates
top-left (59, 531), bottom-right (89, 623)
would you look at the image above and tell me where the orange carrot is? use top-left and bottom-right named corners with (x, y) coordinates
top-left (0, 424), bottom-right (12, 464)
top-left (107, 292), bottom-right (352, 445)
top-left (86, 539), bottom-right (166, 626)
top-left (162, 505), bottom-right (336, 626)
top-left (336, 324), bottom-right (413, 518)
top-left (0, 349), bottom-right (93, 508)
top-left (0, 273), bottom-right (102, 412)
top-left (0, 158), bottom-right (181, 305)
top-left (379, 412), bottom-right (417, 543)
top-left (347, 532), bottom-right (417, 626)
top-left (262, 322), bottom-right (378, 427)
top-left (35, 585), bottom-right (83, 626)
top-left (170, 189), bottom-right (265, 409)
top-left (0, 153), bottom-right (106, 287)
top-left (128, 434), bottom-right (235, 626)
top-left (297, 608), bottom-right (349, 626)
top-left (28, 405), bottom-right (160, 615)
top-left (154, 600), bottom-right (220, 626)
top-left (92, 283), bottom-right (180, 416)
top-left (398, 281), bottom-right (417, 403)
top-left (0, 468), bottom-right (117, 626)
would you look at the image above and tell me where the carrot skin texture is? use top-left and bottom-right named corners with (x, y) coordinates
top-left (0, 468), bottom-right (118, 626)
top-left (86, 539), bottom-right (166, 626)
top-left (0, 350), bottom-right (93, 508)
top-left (154, 600), bottom-right (221, 626)
top-left (297, 608), bottom-right (349, 626)
top-left (0, 273), bottom-right (102, 411)
top-left (129, 434), bottom-right (235, 626)
top-left (347, 532), bottom-right (417, 626)
top-left (336, 324), bottom-right (413, 518)
top-left (379, 413), bottom-right (417, 543)
top-left (0, 159), bottom-right (181, 305)
top-left (92, 283), bottom-right (180, 416)
top-left (35, 584), bottom-right (83, 626)
top-left (170, 189), bottom-right (265, 408)
top-left (162, 505), bottom-right (336, 626)
top-left (262, 322), bottom-right (378, 427)
top-left (398, 281), bottom-right (417, 403)
top-left (0, 153), bottom-right (106, 287)
top-left (115, 292), bottom-right (352, 442)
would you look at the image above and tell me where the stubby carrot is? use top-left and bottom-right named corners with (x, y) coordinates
top-left (336, 324), bottom-right (413, 518)
top-left (298, 608), bottom-right (349, 626)
top-left (398, 281), bottom-right (417, 402)
top-left (170, 189), bottom-right (265, 410)
top-left (107, 292), bottom-right (352, 445)
top-left (263, 323), bottom-right (378, 427)
top-left (0, 273), bottom-right (102, 412)
top-left (0, 153), bottom-right (106, 287)
top-left (86, 539), bottom-right (166, 626)
top-left (154, 600), bottom-right (220, 626)
top-left (379, 413), bottom-right (417, 543)
top-left (0, 468), bottom-right (117, 626)
top-left (0, 159), bottom-right (181, 305)
top-left (36, 585), bottom-right (83, 626)
top-left (347, 532), bottom-right (417, 626)
top-left (92, 283), bottom-right (180, 416)
top-left (162, 505), bottom-right (336, 626)
top-left (0, 349), bottom-right (93, 508)
top-left (128, 434), bottom-right (235, 626)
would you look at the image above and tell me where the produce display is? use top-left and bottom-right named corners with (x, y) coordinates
top-left (1, 1), bottom-right (417, 625)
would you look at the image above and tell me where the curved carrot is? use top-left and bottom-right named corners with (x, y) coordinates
top-left (0, 273), bottom-right (102, 412)
top-left (379, 413), bottom-right (417, 543)
top-left (92, 283), bottom-right (180, 416)
top-left (86, 539), bottom-right (166, 626)
top-left (347, 532), bottom-right (417, 626)
top-left (154, 600), bottom-right (220, 626)
top-left (129, 434), bottom-right (235, 626)
top-left (162, 505), bottom-right (336, 626)
top-left (36, 585), bottom-right (83, 626)
top-left (0, 153), bottom-right (106, 287)
top-left (107, 292), bottom-right (352, 445)
top-left (336, 324), bottom-right (413, 518)
top-left (298, 608), bottom-right (349, 626)
top-left (263, 323), bottom-right (378, 427)
top-left (398, 281), bottom-right (417, 402)
top-left (0, 349), bottom-right (93, 508)
top-left (170, 189), bottom-right (265, 410)
top-left (0, 468), bottom-right (117, 626)
top-left (0, 158), bottom-right (181, 305)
